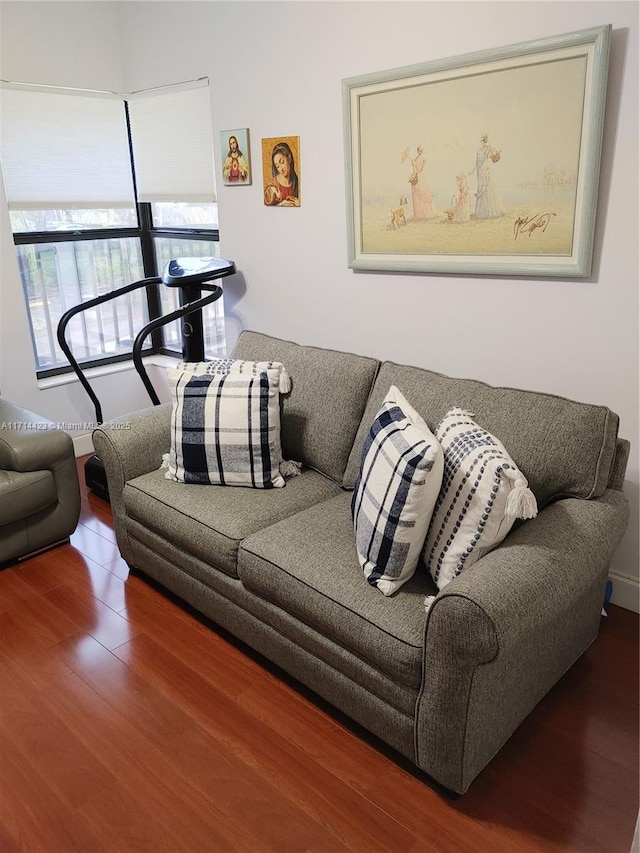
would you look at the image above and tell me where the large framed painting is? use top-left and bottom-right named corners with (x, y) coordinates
top-left (343, 25), bottom-right (611, 277)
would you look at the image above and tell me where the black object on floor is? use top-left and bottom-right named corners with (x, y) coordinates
top-left (84, 453), bottom-right (109, 502)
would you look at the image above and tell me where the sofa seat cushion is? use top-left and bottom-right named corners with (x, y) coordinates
top-left (0, 469), bottom-right (57, 525)
top-left (344, 362), bottom-right (619, 508)
top-left (123, 467), bottom-right (341, 577)
top-left (238, 491), bottom-right (437, 689)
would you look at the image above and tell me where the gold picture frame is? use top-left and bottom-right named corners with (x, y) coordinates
top-left (261, 136), bottom-right (300, 207)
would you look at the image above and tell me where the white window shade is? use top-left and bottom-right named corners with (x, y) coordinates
top-left (0, 85), bottom-right (135, 209)
top-left (127, 81), bottom-right (216, 203)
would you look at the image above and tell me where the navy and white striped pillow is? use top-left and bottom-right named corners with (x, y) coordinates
top-left (422, 408), bottom-right (537, 593)
top-left (351, 386), bottom-right (444, 596)
top-left (165, 366), bottom-right (286, 488)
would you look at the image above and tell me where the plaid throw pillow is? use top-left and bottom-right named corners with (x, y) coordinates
top-left (351, 386), bottom-right (444, 596)
top-left (423, 407), bottom-right (537, 593)
top-left (165, 366), bottom-right (286, 488)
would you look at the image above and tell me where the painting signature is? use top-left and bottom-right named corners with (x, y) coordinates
top-left (513, 212), bottom-right (557, 240)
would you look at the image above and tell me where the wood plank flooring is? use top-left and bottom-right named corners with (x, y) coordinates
top-left (0, 457), bottom-right (638, 852)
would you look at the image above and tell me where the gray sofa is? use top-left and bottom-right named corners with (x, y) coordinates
top-left (93, 331), bottom-right (630, 794)
top-left (0, 398), bottom-right (81, 564)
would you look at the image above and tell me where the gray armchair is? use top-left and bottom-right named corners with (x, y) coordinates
top-left (0, 398), bottom-right (81, 564)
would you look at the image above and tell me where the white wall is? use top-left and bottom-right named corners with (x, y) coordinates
top-left (0, 1), bottom-right (637, 609)
top-left (0, 1), bottom-right (151, 448)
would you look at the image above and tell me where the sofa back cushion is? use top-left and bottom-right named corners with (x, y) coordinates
top-left (343, 362), bottom-right (619, 508)
top-left (232, 331), bottom-right (379, 484)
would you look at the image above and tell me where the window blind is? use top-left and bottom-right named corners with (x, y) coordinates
top-left (0, 84), bottom-right (135, 209)
top-left (127, 80), bottom-right (216, 203)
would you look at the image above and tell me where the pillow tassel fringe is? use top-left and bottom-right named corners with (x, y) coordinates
top-left (160, 452), bottom-right (170, 470)
top-left (504, 470), bottom-right (538, 519)
top-left (279, 459), bottom-right (302, 479)
top-left (424, 595), bottom-right (436, 613)
top-left (279, 370), bottom-right (292, 394)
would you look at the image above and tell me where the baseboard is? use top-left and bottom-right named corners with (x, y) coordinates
top-left (72, 432), bottom-right (94, 458)
top-left (608, 571), bottom-right (640, 614)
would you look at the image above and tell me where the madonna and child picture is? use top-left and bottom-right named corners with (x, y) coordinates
top-left (262, 136), bottom-right (300, 207)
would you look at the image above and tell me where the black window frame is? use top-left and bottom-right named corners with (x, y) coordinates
top-left (12, 204), bottom-right (220, 380)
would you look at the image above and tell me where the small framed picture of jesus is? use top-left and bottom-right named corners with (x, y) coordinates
top-left (220, 129), bottom-right (251, 186)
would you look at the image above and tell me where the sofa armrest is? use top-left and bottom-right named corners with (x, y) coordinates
top-left (609, 437), bottom-right (630, 490)
top-left (92, 403), bottom-right (171, 564)
top-left (0, 399), bottom-right (81, 560)
top-left (416, 489), bottom-right (629, 793)
top-left (0, 400), bottom-right (72, 472)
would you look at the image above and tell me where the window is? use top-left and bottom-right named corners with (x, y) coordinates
top-left (0, 80), bottom-right (224, 376)
top-left (17, 238), bottom-right (146, 371)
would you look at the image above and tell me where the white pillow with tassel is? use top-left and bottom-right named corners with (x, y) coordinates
top-left (172, 358), bottom-right (300, 479)
top-left (422, 407), bottom-right (537, 596)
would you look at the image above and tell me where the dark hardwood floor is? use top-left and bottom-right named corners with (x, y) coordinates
top-left (0, 457), bottom-right (638, 852)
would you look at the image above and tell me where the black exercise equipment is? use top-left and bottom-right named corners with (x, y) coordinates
top-left (57, 256), bottom-right (235, 501)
